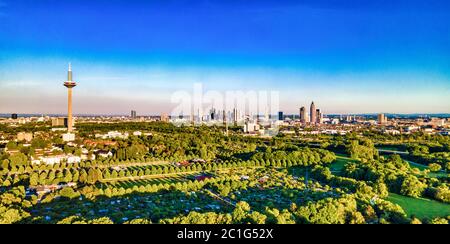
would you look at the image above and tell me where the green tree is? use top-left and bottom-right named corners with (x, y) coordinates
top-left (429, 163), bottom-right (442, 172)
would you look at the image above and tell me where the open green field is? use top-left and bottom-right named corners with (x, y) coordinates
top-left (405, 160), bottom-right (428, 171)
top-left (405, 160), bottom-right (448, 178)
top-left (427, 171), bottom-right (448, 178)
top-left (329, 154), bottom-right (356, 172)
top-left (387, 193), bottom-right (450, 219)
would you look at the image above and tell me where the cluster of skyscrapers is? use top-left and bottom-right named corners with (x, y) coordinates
top-left (130, 110), bottom-right (137, 118)
top-left (378, 113), bottom-right (388, 125)
top-left (299, 101), bottom-right (323, 124)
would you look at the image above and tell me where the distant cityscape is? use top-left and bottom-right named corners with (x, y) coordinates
top-left (1, 65), bottom-right (449, 140)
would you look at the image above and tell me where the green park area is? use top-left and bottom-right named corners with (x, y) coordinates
top-left (329, 154), bottom-right (355, 172)
top-left (388, 193), bottom-right (450, 220)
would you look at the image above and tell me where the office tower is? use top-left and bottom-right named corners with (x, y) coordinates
top-left (63, 63), bottom-right (76, 132)
top-left (161, 113), bottom-right (169, 122)
top-left (222, 110), bottom-right (227, 126)
top-left (233, 108), bottom-right (238, 126)
top-left (131, 110), bottom-right (137, 118)
top-left (210, 108), bottom-right (216, 121)
top-left (310, 101), bottom-right (316, 124)
top-left (300, 107), bottom-right (307, 123)
top-left (11, 114), bottom-right (18, 120)
top-left (378, 113), bottom-right (387, 125)
top-left (278, 111), bottom-right (284, 121)
top-left (316, 109), bottom-right (322, 124)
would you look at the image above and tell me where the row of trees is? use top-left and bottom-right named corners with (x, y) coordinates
top-left (251, 147), bottom-right (336, 166)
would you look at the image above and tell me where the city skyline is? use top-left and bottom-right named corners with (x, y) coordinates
top-left (1, 0), bottom-right (450, 115)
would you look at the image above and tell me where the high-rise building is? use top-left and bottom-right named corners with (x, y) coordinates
top-left (208, 108), bottom-right (215, 121)
top-left (299, 107), bottom-right (307, 123)
top-left (63, 63), bottom-right (76, 133)
top-left (378, 114), bottom-right (387, 125)
top-left (316, 109), bottom-right (322, 124)
top-left (11, 114), bottom-right (18, 120)
top-left (222, 110), bottom-right (226, 126)
top-left (52, 117), bottom-right (68, 127)
top-left (233, 108), bottom-right (238, 126)
top-left (161, 113), bottom-right (169, 122)
top-left (131, 110), bottom-right (137, 118)
top-left (310, 101), bottom-right (316, 124)
top-left (278, 111), bottom-right (284, 121)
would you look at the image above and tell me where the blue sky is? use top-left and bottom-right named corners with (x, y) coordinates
top-left (0, 0), bottom-right (449, 115)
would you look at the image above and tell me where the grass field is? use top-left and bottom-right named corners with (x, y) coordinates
top-left (387, 193), bottom-right (450, 219)
top-left (329, 154), bottom-right (356, 172)
top-left (405, 160), bottom-right (448, 178)
top-left (405, 160), bottom-right (428, 171)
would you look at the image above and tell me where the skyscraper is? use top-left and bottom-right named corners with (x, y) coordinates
top-left (222, 110), bottom-right (227, 126)
top-left (378, 114), bottom-right (387, 125)
top-left (316, 109), bottom-right (322, 124)
top-left (278, 111), bottom-right (284, 121)
top-left (161, 113), bottom-right (169, 122)
top-left (299, 107), bottom-right (307, 123)
top-left (310, 101), bottom-right (316, 124)
top-left (131, 110), bottom-right (137, 118)
top-left (210, 108), bottom-right (216, 121)
top-left (63, 63), bottom-right (76, 132)
top-left (233, 108), bottom-right (238, 126)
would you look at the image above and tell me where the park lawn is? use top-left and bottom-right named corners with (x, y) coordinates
top-left (406, 161), bottom-right (428, 171)
top-left (405, 160), bottom-right (448, 178)
top-left (329, 154), bottom-right (356, 172)
top-left (387, 193), bottom-right (450, 219)
top-left (427, 171), bottom-right (448, 178)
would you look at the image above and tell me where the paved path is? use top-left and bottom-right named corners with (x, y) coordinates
top-left (204, 189), bottom-right (237, 208)
top-left (377, 149), bottom-right (409, 155)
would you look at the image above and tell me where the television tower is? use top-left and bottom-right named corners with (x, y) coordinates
top-left (64, 63), bottom-right (77, 132)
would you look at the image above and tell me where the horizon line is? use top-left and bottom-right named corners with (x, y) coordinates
top-left (1, 112), bottom-right (450, 118)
